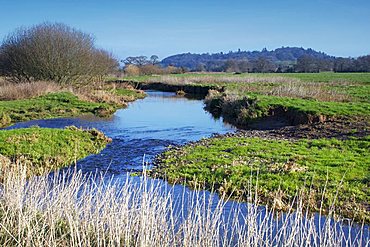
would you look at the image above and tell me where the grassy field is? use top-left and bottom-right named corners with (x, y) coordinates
top-left (124, 72), bottom-right (370, 83)
top-left (153, 136), bottom-right (370, 222)
top-left (122, 72), bottom-right (370, 223)
top-left (0, 126), bottom-right (111, 178)
top-left (123, 73), bottom-right (370, 121)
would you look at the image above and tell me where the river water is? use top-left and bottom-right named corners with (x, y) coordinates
top-left (6, 90), bottom-right (369, 244)
top-left (8, 91), bottom-right (235, 174)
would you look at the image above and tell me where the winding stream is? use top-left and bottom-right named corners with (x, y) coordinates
top-left (8, 91), bottom-right (235, 174)
top-left (6, 90), bottom-right (369, 244)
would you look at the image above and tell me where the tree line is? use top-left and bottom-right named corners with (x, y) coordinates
top-left (121, 54), bottom-right (370, 75)
top-left (1, 23), bottom-right (368, 82)
top-left (121, 55), bottom-right (186, 76)
top-left (161, 47), bottom-right (370, 73)
top-left (191, 55), bottom-right (370, 73)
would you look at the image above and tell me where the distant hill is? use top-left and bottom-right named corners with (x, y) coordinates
top-left (161, 47), bottom-right (333, 71)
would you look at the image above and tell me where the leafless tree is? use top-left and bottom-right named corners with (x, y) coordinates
top-left (0, 23), bottom-right (118, 84)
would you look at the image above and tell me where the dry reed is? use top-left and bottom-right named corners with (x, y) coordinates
top-left (146, 75), bottom-right (299, 85)
top-left (0, 81), bottom-right (62, 100)
top-left (146, 75), bottom-right (353, 102)
top-left (0, 164), bottom-right (368, 246)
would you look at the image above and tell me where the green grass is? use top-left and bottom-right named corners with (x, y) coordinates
top-left (153, 136), bottom-right (370, 222)
top-left (278, 72), bottom-right (370, 83)
top-left (125, 73), bottom-right (370, 119)
top-left (0, 92), bottom-right (116, 128)
top-left (124, 72), bottom-right (370, 84)
top-left (113, 88), bottom-right (146, 99)
top-left (0, 126), bottom-right (111, 177)
top-left (251, 93), bottom-right (370, 116)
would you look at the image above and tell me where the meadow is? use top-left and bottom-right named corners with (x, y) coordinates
top-left (153, 135), bottom-right (370, 222)
top-left (126, 72), bottom-right (370, 223)
top-left (0, 72), bottom-right (369, 245)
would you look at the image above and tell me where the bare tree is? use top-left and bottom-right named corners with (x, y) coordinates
top-left (150, 55), bottom-right (159, 65)
top-left (0, 23), bottom-right (118, 84)
top-left (122, 56), bottom-right (149, 66)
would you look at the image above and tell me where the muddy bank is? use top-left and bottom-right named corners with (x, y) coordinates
top-left (214, 116), bottom-right (369, 140)
top-left (114, 80), bottom-right (224, 97)
top-left (204, 91), bottom-right (340, 130)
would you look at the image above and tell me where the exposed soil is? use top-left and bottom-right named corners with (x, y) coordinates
top-left (217, 116), bottom-right (369, 140)
top-left (115, 80), bottom-right (224, 97)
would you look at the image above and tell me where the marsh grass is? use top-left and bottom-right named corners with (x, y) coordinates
top-left (0, 164), bottom-right (368, 246)
top-left (147, 74), bottom-right (356, 102)
top-left (0, 81), bottom-right (145, 127)
top-left (0, 81), bottom-right (62, 100)
top-left (72, 82), bottom-right (145, 106)
top-left (145, 74), bottom-right (299, 85)
top-left (269, 81), bottom-right (351, 102)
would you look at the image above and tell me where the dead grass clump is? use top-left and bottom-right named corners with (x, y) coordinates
top-left (72, 82), bottom-right (137, 106)
top-left (0, 154), bottom-right (12, 182)
top-left (270, 81), bottom-right (351, 102)
top-left (79, 90), bottom-right (127, 106)
top-left (0, 81), bottom-right (62, 100)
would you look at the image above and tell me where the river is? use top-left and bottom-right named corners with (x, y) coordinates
top-left (6, 90), bottom-right (369, 245)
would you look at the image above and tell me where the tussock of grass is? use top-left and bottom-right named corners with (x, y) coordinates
top-left (74, 82), bottom-right (145, 106)
top-left (0, 166), bottom-right (368, 246)
top-left (153, 136), bottom-right (370, 223)
top-left (0, 126), bottom-right (111, 178)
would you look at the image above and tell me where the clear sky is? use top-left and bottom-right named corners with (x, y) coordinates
top-left (0, 0), bottom-right (369, 60)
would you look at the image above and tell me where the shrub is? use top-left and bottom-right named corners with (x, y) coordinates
top-left (123, 64), bottom-right (141, 76)
top-left (0, 23), bottom-right (118, 84)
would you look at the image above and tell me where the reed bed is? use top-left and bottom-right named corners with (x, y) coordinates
top-left (0, 81), bottom-right (62, 100)
top-left (146, 75), bottom-right (300, 85)
top-left (145, 75), bottom-right (352, 102)
top-left (267, 81), bottom-right (350, 101)
top-left (0, 164), bottom-right (368, 246)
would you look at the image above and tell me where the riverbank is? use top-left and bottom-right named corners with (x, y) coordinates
top-left (0, 85), bottom-right (368, 245)
top-left (152, 131), bottom-right (370, 223)
top-left (0, 126), bottom-right (111, 179)
top-left (132, 73), bottom-right (370, 223)
top-left (121, 72), bottom-right (370, 127)
top-left (0, 81), bottom-right (146, 128)
top-left (0, 80), bottom-right (145, 175)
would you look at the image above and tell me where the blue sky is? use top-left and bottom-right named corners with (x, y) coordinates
top-left (0, 0), bottom-right (369, 60)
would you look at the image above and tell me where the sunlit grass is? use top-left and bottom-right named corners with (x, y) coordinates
top-left (153, 136), bottom-right (370, 222)
top-left (0, 165), bottom-right (368, 246)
